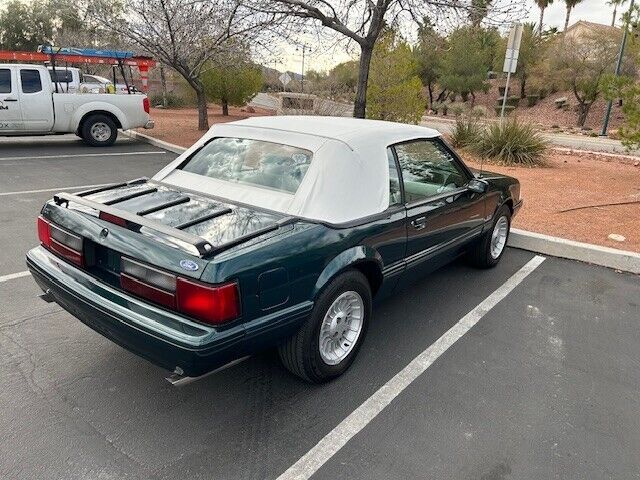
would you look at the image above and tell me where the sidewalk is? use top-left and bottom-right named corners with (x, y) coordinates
top-left (421, 115), bottom-right (640, 157)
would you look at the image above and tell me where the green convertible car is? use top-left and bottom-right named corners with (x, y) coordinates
top-left (27, 116), bottom-right (521, 383)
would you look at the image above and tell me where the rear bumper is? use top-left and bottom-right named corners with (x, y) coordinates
top-left (26, 246), bottom-right (311, 377)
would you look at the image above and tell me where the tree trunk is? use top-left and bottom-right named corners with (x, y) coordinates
top-left (539, 7), bottom-right (545, 36)
top-left (353, 43), bottom-right (374, 118)
top-left (520, 75), bottom-right (526, 99)
top-left (564, 6), bottom-right (572, 32)
top-left (222, 99), bottom-right (229, 116)
top-left (160, 63), bottom-right (168, 108)
top-left (577, 102), bottom-right (591, 127)
top-left (611, 6), bottom-right (617, 26)
top-left (195, 87), bottom-right (209, 131)
top-left (427, 83), bottom-right (434, 108)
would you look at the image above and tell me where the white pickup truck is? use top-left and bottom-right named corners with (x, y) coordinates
top-left (0, 64), bottom-right (154, 146)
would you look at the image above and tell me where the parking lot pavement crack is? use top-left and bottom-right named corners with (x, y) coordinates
top-left (0, 329), bottom-right (150, 477)
top-left (0, 306), bottom-right (62, 330)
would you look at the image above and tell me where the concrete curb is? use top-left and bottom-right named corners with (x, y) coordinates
top-left (128, 130), bottom-right (640, 275)
top-left (508, 229), bottom-right (640, 274)
top-left (125, 130), bottom-right (186, 154)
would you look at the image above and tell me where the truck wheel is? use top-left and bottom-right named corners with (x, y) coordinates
top-left (468, 205), bottom-right (511, 269)
top-left (81, 114), bottom-right (117, 147)
top-left (278, 270), bottom-right (371, 383)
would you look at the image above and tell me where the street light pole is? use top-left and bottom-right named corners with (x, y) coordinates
top-left (600, 0), bottom-right (635, 136)
top-left (301, 44), bottom-right (306, 93)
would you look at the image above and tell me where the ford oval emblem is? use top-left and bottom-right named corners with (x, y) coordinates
top-left (179, 259), bottom-right (199, 272)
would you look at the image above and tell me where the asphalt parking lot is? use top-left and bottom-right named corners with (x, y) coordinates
top-left (1, 135), bottom-right (639, 480)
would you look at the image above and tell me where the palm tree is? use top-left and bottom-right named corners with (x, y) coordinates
top-left (564, 0), bottom-right (585, 31)
top-left (536, 0), bottom-right (554, 36)
top-left (607, 0), bottom-right (628, 26)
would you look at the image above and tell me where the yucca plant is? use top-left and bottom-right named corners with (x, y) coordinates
top-left (473, 121), bottom-right (548, 166)
top-left (450, 117), bottom-right (485, 149)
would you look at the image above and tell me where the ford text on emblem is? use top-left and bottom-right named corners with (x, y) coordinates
top-left (180, 259), bottom-right (199, 271)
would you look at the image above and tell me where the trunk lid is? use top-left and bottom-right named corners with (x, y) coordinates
top-left (41, 179), bottom-right (293, 286)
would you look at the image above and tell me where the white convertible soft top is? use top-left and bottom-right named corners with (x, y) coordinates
top-left (153, 116), bottom-right (441, 224)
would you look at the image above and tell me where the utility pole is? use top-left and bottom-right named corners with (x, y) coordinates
top-left (601, 0), bottom-right (635, 136)
top-left (298, 44), bottom-right (307, 93)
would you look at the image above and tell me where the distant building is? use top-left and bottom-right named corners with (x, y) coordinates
top-left (564, 20), bottom-right (621, 41)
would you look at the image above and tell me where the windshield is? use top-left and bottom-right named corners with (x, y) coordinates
top-left (179, 137), bottom-right (313, 194)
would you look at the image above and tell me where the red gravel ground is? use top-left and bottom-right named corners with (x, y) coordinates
top-left (142, 106), bottom-right (640, 253)
top-left (463, 152), bottom-right (640, 252)
top-left (142, 105), bottom-right (275, 148)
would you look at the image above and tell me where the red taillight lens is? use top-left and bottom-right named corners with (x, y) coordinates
top-left (99, 211), bottom-right (127, 227)
top-left (176, 278), bottom-right (240, 325)
top-left (121, 273), bottom-right (176, 309)
top-left (143, 97), bottom-right (150, 114)
top-left (119, 256), bottom-right (240, 325)
top-left (37, 216), bottom-right (52, 247)
top-left (37, 215), bottom-right (84, 267)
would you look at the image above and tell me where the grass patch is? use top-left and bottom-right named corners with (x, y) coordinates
top-left (472, 121), bottom-right (548, 166)
top-left (450, 117), bottom-right (484, 149)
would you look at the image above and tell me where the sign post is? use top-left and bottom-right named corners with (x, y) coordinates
top-left (500, 23), bottom-right (523, 124)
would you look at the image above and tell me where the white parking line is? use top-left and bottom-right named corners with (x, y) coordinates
top-left (0, 271), bottom-right (31, 283)
top-left (278, 255), bottom-right (546, 480)
top-left (0, 151), bottom-right (165, 162)
top-left (0, 183), bottom-right (113, 197)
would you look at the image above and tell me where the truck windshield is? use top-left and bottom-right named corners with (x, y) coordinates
top-left (179, 137), bottom-right (313, 194)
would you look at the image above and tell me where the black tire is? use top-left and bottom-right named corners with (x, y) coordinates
top-left (278, 270), bottom-right (372, 383)
top-left (81, 114), bottom-right (117, 147)
top-left (468, 205), bottom-right (512, 269)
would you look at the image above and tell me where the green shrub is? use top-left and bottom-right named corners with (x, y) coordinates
top-left (450, 117), bottom-right (484, 149)
top-left (494, 105), bottom-right (516, 116)
top-left (496, 95), bottom-right (520, 107)
top-left (526, 94), bottom-right (539, 107)
top-left (430, 101), bottom-right (441, 114)
top-left (149, 91), bottom-right (188, 108)
top-left (471, 105), bottom-right (488, 118)
top-left (472, 121), bottom-right (548, 166)
top-left (441, 103), bottom-right (449, 115)
top-left (449, 102), bottom-right (466, 117)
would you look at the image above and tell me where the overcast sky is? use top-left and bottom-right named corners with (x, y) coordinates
top-left (278, 0), bottom-right (622, 73)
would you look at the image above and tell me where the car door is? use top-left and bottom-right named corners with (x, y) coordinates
top-left (18, 67), bottom-right (54, 132)
top-left (391, 138), bottom-right (486, 267)
top-left (0, 67), bottom-right (23, 132)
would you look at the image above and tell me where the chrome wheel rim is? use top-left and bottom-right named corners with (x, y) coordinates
top-left (90, 122), bottom-right (111, 142)
top-left (490, 215), bottom-right (509, 259)
top-left (319, 291), bottom-right (364, 365)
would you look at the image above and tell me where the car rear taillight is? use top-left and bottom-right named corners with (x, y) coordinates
top-left (143, 97), bottom-right (150, 114)
top-left (120, 257), bottom-right (240, 325)
top-left (37, 216), bottom-right (84, 267)
top-left (176, 278), bottom-right (240, 325)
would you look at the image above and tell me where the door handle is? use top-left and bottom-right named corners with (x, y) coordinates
top-left (411, 217), bottom-right (427, 230)
top-left (3, 97), bottom-right (17, 102)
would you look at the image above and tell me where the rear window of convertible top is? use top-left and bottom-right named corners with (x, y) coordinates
top-left (179, 137), bottom-right (313, 194)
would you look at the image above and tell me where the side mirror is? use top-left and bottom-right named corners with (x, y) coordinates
top-left (467, 178), bottom-right (488, 194)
